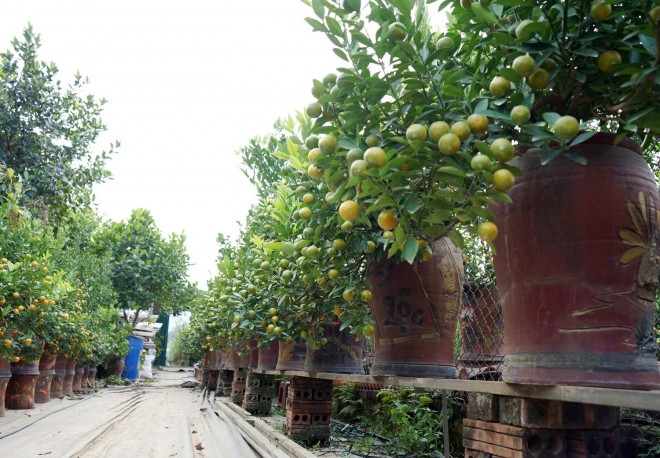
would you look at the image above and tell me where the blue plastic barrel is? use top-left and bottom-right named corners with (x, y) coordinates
top-left (121, 336), bottom-right (144, 381)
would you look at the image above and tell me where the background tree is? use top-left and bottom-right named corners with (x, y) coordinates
top-left (95, 208), bottom-right (193, 324)
top-left (0, 25), bottom-right (118, 221)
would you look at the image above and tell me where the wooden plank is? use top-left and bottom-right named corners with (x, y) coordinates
top-left (258, 370), bottom-right (660, 411)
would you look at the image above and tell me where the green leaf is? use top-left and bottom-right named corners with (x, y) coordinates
top-left (326, 16), bottom-right (343, 37)
top-left (471, 3), bottom-right (498, 24)
top-left (542, 112), bottom-right (560, 125)
top-left (312, 0), bottom-right (324, 18)
top-left (402, 236), bottom-right (419, 264)
top-left (392, 0), bottom-right (413, 17)
top-left (304, 17), bottom-right (327, 33)
top-left (437, 166), bottom-right (466, 177)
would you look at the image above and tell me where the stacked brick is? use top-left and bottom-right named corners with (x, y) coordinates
top-left (230, 370), bottom-right (247, 404)
top-left (285, 376), bottom-right (333, 445)
top-left (464, 393), bottom-right (622, 458)
top-left (215, 370), bottom-right (233, 397)
top-left (242, 372), bottom-right (277, 416)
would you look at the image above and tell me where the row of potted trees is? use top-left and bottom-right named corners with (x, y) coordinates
top-left (0, 188), bottom-right (131, 414)
top-left (188, 0), bottom-right (659, 389)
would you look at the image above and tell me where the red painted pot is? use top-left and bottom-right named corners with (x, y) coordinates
top-left (35, 352), bottom-right (58, 404)
top-left (367, 237), bottom-right (463, 377)
top-left (304, 322), bottom-right (365, 374)
top-left (256, 341), bottom-right (279, 371)
top-left (491, 134), bottom-right (660, 389)
top-left (275, 340), bottom-right (307, 371)
top-left (6, 359), bottom-right (40, 409)
top-left (50, 354), bottom-right (68, 399)
top-left (62, 357), bottom-right (76, 396)
top-left (0, 357), bottom-right (11, 417)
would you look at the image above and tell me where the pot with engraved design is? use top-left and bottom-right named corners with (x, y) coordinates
top-left (491, 134), bottom-right (660, 389)
top-left (304, 321), bottom-right (364, 374)
top-left (366, 236), bottom-right (463, 377)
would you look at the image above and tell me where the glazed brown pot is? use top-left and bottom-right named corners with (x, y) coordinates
top-left (226, 346), bottom-right (250, 371)
top-left (491, 134), bottom-right (660, 389)
top-left (304, 322), bottom-right (364, 374)
top-left (6, 359), bottom-right (40, 409)
top-left (105, 357), bottom-right (125, 377)
top-left (50, 354), bottom-right (68, 399)
top-left (0, 357), bottom-right (11, 416)
top-left (367, 237), bottom-right (463, 377)
top-left (275, 340), bottom-right (307, 371)
top-left (35, 352), bottom-right (58, 404)
top-left (256, 341), bottom-right (279, 371)
top-left (62, 357), bottom-right (76, 396)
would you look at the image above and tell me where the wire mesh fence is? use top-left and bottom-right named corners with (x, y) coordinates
top-left (457, 280), bottom-right (503, 381)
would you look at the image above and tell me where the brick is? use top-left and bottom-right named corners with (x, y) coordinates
top-left (463, 419), bottom-right (566, 458)
top-left (499, 398), bottom-right (620, 430)
top-left (469, 392), bottom-right (500, 422)
top-left (565, 429), bottom-right (622, 458)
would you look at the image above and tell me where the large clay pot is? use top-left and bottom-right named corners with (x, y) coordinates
top-left (0, 357), bottom-right (11, 416)
top-left (63, 357), bottom-right (76, 396)
top-left (275, 340), bottom-right (307, 371)
top-left (256, 341), bottom-right (279, 371)
top-left (72, 365), bottom-right (85, 392)
top-left (35, 352), bottom-right (58, 403)
top-left (88, 365), bottom-right (97, 388)
top-left (6, 359), bottom-right (40, 409)
top-left (50, 354), bottom-right (67, 398)
top-left (491, 134), bottom-right (660, 389)
top-left (226, 346), bottom-right (250, 370)
top-left (304, 322), bottom-right (364, 374)
top-left (367, 237), bottom-right (463, 377)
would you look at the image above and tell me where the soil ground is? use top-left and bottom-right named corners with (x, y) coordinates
top-left (0, 367), bottom-right (261, 457)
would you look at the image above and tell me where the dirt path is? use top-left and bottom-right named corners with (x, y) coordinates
top-left (0, 367), bottom-right (260, 457)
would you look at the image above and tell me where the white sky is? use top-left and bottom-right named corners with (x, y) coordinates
top-left (3, 1), bottom-right (343, 287)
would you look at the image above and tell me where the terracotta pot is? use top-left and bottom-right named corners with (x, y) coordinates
top-left (304, 322), bottom-right (364, 374)
top-left (62, 357), bottom-right (76, 396)
top-left (367, 237), bottom-right (463, 377)
top-left (0, 357), bottom-right (11, 417)
top-left (50, 354), bottom-right (68, 399)
top-left (226, 346), bottom-right (250, 370)
top-left (248, 340), bottom-right (259, 370)
top-left (491, 134), bottom-right (660, 389)
top-left (6, 359), bottom-right (40, 409)
top-left (256, 341), bottom-right (279, 371)
top-left (275, 340), bottom-right (307, 371)
top-left (458, 282), bottom-right (504, 370)
top-left (88, 365), bottom-right (97, 388)
top-left (35, 352), bottom-right (58, 404)
top-left (72, 365), bottom-right (84, 391)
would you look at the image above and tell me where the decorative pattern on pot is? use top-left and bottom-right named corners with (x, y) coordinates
top-left (304, 322), bottom-right (364, 374)
top-left (50, 354), bottom-right (67, 399)
top-left (367, 237), bottom-right (464, 377)
top-left (491, 134), bottom-right (660, 389)
top-left (276, 340), bottom-right (307, 372)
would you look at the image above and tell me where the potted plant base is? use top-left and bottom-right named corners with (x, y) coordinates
top-left (256, 341), bottom-right (279, 371)
top-left (6, 359), bottom-right (40, 409)
top-left (367, 237), bottom-right (464, 377)
top-left (0, 357), bottom-right (11, 416)
top-left (50, 354), bottom-right (67, 399)
top-left (492, 135), bottom-right (660, 390)
top-left (276, 340), bottom-right (307, 372)
top-left (35, 352), bottom-right (58, 403)
top-left (304, 322), bottom-right (364, 374)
